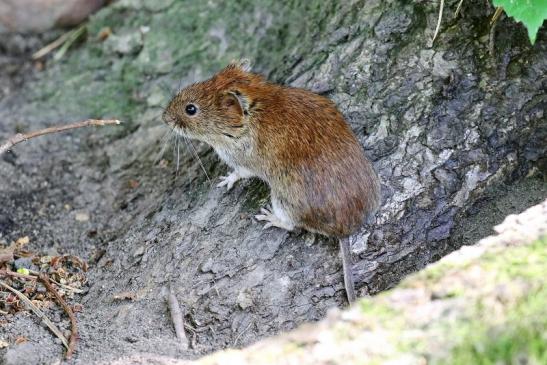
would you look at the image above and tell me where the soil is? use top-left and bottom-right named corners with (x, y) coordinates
top-left (0, 2), bottom-right (546, 364)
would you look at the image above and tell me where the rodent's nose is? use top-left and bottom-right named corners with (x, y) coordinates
top-left (162, 111), bottom-right (175, 125)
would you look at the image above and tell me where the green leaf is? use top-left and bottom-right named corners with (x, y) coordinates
top-left (16, 268), bottom-right (30, 275)
top-left (493, 0), bottom-right (547, 44)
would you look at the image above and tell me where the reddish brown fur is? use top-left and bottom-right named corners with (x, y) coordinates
top-left (163, 62), bottom-right (380, 237)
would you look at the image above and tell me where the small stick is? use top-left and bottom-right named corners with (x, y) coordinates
top-left (28, 269), bottom-right (84, 294)
top-left (490, 7), bottom-right (504, 26)
top-left (233, 321), bottom-right (253, 347)
top-left (489, 14), bottom-right (499, 58)
top-left (32, 30), bottom-right (74, 60)
top-left (431, 0), bottom-right (445, 46)
top-left (47, 279), bottom-right (84, 294)
top-left (53, 25), bottom-right (87, 61)
top-left (0, 270), bottom-right (84, 294)
top-left (38, 274), bottom-right (78, 359)
top-left (0, 119), bottom-right (122, 156)
top-left (0, 270), bottom-right (34, 281)
top-left (488, 7), bottom-right (504, 58)
top-left (166, 287), bottom-right (189, 350)
top-left (0, 280), bottom-right (69, 349)
top-left (454, 0), bottom-right (464, 18)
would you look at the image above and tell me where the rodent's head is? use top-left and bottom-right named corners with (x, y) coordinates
top-left (162, 60), bottom-right (260, 145)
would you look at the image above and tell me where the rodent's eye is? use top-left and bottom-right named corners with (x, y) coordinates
top-left (185, 104), bottom-right (198, 116)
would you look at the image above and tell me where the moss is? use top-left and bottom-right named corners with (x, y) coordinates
top-left (441, 238), bottom-right (547, 364)
top-left (358, 299), bottom-right (401, 325)
top-left (24, 0), bottom-right (346, 145)
top-left (361, 236), bottom-right (547, 363)
top-left (241, 179), bottom-right (270, 212)
top-left (439, 288), bottom-right (547, 365)
top-left (404, 236), bottom-right (547, 292)
top-left (406, 237), bottom-right (546, 364)
top-left (408, 260), bottom-right (457, 284)
top-left (481, 237), bottom-right (547, 282)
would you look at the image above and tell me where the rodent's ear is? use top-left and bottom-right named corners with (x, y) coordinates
top-left (220, 90), bottom-right (250, 117)
top-left (230, 58), bottom-right (252, 72)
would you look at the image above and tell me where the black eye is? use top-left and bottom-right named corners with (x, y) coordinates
top-left (185, 104), bottom-right (197, 116)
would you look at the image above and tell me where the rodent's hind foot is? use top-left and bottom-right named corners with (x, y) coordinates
top-left (217, 171), bottom-right (241, 191)
top-left (255, 207), bottom-right (295, 231)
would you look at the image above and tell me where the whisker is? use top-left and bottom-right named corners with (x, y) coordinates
top-left (159, 125), bottom-right (174, 145)
top-left (149, 112), bottom-right (168, 123)
top-left (172, 133), bottom-right (177, 168)
top-left (182, 136), bottom-right (212, 187)
top-left (153, 127), bottom-right (175, 165)
top-left (176, 134), bottom-right (181, 174)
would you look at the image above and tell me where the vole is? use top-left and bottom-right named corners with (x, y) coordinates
top-left (162, 60), bottom-right (381, 303)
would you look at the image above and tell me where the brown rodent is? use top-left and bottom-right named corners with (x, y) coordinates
top-left (163, 60), bottom-right (381, 303)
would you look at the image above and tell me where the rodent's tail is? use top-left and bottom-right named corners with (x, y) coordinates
top-left (339, 237), bottom-right (356, 304)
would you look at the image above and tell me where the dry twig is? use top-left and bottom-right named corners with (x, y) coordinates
top-left (32, 31), bottom-right (73, 60)
top-left (454, 0), bottom-right (464, 18)
top-left (0, 119), bottom-right (121, 156)
top-left (233, 321), bottom-right (253, 347)
top-left (28, 269), bottom-right (84, 294)
top-left (0, 269), bottom-right (84, 294)
top-left (490, 7), bottom-right (504, 26)
top-left (166, 287), bottom-right (189, 350)
top-left (488, 7), bottom-right (504, 58)
top-left (431, 0), bottom-right (445, 46)
top-left (38, 274), bottom-right (78, 359)
top-left (32, 24), bottom-right (87, 60)
top-left (0, 270), bottom-right (34, 281)
top-left (0, 280), bottom-right (69, 349)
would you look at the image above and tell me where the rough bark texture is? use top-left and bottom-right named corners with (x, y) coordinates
top-left (107, 198), bottom-right (547, 365)
top-left (0, 0), bottom-right (545, 364)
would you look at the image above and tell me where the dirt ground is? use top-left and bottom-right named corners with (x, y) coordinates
top-left (1, 2), bottom-right (546, 364)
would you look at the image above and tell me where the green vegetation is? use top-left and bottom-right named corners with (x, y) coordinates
top-left (31, 1), bottom-right (344, 126)
top-left (493, 0), bottom-right (547, 44)
top-left (445, 288), bottom-right (547, 365)
top-left (241, 179), bottom-right (270, 212)
top-left (442, 236), bottom-right (547, 364)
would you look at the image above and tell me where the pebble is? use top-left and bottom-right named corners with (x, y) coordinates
top-left (4, 342), bottom-right (41, 365)
top-left (75, 212), bottom-right (90, 222)
top-left (237, 290), bottom-right (253, 310)
top-left (13, 257), bottom-right (37, 271)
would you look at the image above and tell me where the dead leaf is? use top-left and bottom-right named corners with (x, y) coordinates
top-left (15, 336), bottom-right (28, 345)
top-left (112, 291), bottom-right (136, 301)
top-left (33, 60), bottom-right (44, 71)
top-left (15, 236), bottom-right (30, 246)
top-left (128, 179), bottom-right (140, 189)
top-left (0, 244), bottom-right (14, 265)
top-left (0, 339), bottom-right (8, 348)
top-left (72, 303), bottom-right (84, 313)
top-left (97, 26), bottom-right (112, 41)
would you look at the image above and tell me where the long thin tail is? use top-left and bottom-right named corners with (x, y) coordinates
top-left (339, 237), bottom-right (356, 304)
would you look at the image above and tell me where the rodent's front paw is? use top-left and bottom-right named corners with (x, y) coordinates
top-left (217, 171), bottom-right (240, 191)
